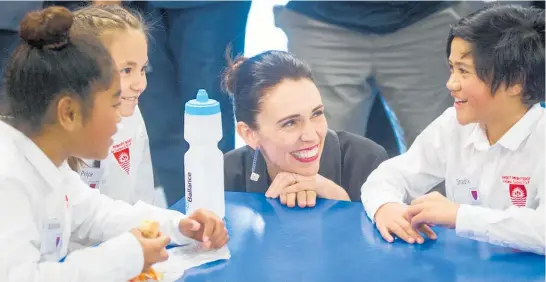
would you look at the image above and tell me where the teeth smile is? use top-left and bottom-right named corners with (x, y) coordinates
top-left (455, 98), bottom-right (468, 103)
top-left (291, 147), bottom-right (319, 159)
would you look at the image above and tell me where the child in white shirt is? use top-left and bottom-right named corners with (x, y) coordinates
top-left (0, 6), bottom-right (228, 282)
top-left (67, 4), bottom-right (160, 206)
top-left (361, 5), bottom-right (545, 254)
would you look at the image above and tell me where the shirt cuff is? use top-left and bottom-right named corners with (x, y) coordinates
top-left (168, 213), bottom-right (195, 246)
top-left (455, 204), bottom-right (488, 240)
top-left (364, 197), bottom-right (406, 223)
top-left (103, 232), bottom-right (144, 279)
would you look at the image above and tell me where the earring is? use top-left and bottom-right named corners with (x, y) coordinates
top-left (250, 147), bottom-right (260, 182)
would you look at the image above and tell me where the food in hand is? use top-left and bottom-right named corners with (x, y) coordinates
top-left (140, 220), bottom-right (160, 238)
top-left (129, 220), bottom-right (163, 282)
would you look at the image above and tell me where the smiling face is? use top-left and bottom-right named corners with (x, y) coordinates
top-left (238, 78), bottom-right (328, 178)
top-left (106, 28), bottom-right (148, 117)
top-left (446, 37), bottom-right (526, 126)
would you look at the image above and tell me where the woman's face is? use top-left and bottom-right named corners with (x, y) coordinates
top-left (242, 78), bottom-right (328, 177)
top-left (107, 29), bottom-right (148, 117)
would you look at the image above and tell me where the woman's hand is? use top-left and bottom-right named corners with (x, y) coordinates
top-left (266, 173), bottom-right (350, 207)
top-left (266, 172), bottom-right (316, 207)
top-left (265, 172), bottom-right (297, 199)
top-left (284, 174), bottom-right (350, 202)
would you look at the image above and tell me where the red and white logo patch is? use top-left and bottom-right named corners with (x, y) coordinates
top-left (113, 148), bottom-right (131, 174)
top-left (509, 184), bottom-right (527, 207)
top-left (111, 139), bottom-right (132, 175)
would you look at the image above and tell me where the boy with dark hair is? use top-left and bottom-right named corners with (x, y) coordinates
top-left (362, 5), bottom-right (545, 254)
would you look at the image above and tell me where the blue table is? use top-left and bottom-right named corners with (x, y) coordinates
top-left (170, 192), bottom-right (545, 282)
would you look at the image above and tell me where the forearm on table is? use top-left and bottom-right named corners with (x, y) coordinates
top-left (456, 204), bottom-right (545, 254)
top-left (132, 201), bottom-right (193, 245)
top-left (72, 191), bottom-right (191, 245)
top-left (361, 181), bottom-right (407, 222)
top-left (323, 180), bottom-right (351, 201)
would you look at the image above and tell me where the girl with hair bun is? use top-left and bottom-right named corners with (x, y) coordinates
top-left (0, 6), bottom-right (228, 282)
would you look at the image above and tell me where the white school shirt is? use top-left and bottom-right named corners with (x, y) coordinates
top-left (79, 106), bottom-right (155, 205)
top-left (361, 104), bottom-right (545, 254)
top-left (0, 120), bottom-right (192, 282)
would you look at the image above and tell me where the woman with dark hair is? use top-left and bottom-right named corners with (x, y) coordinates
top-left (362, 5), bottom-right (545, 254)
top-left (223, 50), bottom-right (388, 208)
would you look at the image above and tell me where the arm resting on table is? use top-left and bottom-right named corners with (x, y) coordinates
top-left (361, 110), bottom-right (452, 221)
top-left (66, 164), bottom-right (192, 246)
top-left (456, 204), bottom-right (545, 254)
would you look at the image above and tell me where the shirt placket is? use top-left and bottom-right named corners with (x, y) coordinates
top-left (479, 145), bottom-right (501, 206)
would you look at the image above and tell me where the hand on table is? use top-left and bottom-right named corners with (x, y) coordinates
top-left (265, 172), bottom-right (350, 207)
top-left (374, 202), bottom-right (437, 244)
top-left (178, 209), bottom-right (229, 249)
top-left (265, 172), bottom-right (317, 208)
top-left (407, 191), bottom-right (460, 229)
top-left (130, 229), bottom-right (170, 271)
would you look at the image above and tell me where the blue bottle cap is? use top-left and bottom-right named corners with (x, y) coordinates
top-left (185, 89), bottom-right (221, 116)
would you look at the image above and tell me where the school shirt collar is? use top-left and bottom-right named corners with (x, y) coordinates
top-left (0, 120), bottom-right (64, 190)
top-left (464, 103), bottom-right (543, 151)
top-left (498, 103), bottom-right (544, 151)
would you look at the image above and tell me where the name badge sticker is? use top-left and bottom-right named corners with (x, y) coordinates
top-left (468, 187), bottom-right (481, 205)
top-left (80, 167), bottom-right (104, 189)
top-left (454, 178), bottom-right (481, 205)
top-left (41, 218), bottom-right (63, 257)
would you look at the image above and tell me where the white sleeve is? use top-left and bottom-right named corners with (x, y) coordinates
top-left (456, 171), bottom-right (545, 254)
top-left (456, 205), bottom-right (545, 254)
top-left (134, 124), bottom-right (156, 205)
top-left (66, 167), bottom-right (193, 247)
top-left (0, 179), bottom-right (144, 282)
top-left (361, 110), bottom-right (451, 222)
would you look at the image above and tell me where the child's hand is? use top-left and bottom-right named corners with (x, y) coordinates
top-left (130, 229), bottom-right (170, 271)
top-left (374, 202), bottom-right (437, 244)
top-left (407, 191), bottom-right (460, 229)
top-left (179, 209), bottom-right (229, 249)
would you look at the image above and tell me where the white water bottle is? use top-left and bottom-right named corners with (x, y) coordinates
top-left (184, 89), bottom-right (225, 218)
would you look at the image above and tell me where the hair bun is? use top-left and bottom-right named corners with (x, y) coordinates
top-left (222, 55), bottom-right (248, 95)
top-left (19, 6), bottom-right (74, 49)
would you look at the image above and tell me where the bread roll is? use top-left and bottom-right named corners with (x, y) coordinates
top-left (129, 220), bottom-right (162, 281)
top-left (139, 220), bottom-right (160, 238)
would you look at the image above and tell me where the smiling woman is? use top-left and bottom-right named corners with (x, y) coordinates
top-left (223, 50), bottom-right (388, 208)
